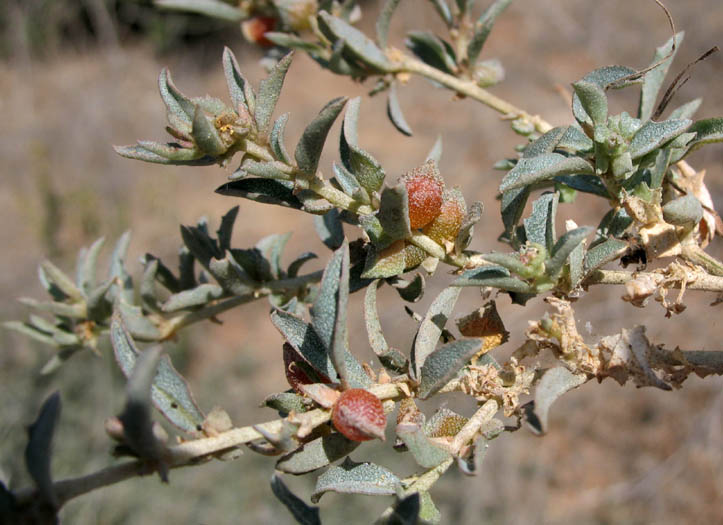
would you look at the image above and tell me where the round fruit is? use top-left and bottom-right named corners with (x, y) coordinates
top-left (331, 389), bottom-right (386, 442)
top-left (400, 160), bottom-right (445, 230)
top-left (241, 16), bottom-right (277, 48)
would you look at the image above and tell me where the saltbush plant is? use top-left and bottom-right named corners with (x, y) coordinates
top-left (4, 1), bottom-right (723, 523)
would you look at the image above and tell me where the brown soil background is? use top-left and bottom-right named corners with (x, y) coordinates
top-left (1, 1), bottom-right (722, 523)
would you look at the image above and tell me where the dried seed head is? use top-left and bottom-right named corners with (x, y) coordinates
top-left (400, 160), bottom-right (445, 230)
top-left (241, 16), bottom-right (277, 48)
top-left (423, 188), bottom-right (467, 244)
top-left (332, 389), bottom-right (386, 442)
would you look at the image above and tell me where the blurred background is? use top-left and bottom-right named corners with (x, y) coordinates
top-left (1, 1), bottom-right (722, 523)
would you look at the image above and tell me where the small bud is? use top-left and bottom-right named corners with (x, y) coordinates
top-left (399, 160), bottom-right (445, 230)
top-left (332, 389), bottom-right (387, 442)
top-left (423, 188), bottom-right (466, 244)
top-left (242, 16), bottom-right (277, 48)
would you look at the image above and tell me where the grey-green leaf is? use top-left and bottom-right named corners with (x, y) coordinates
top-left (418, 338), bottom-right (484, 399)
top-left (572, 65), bottom-right (637, 127)
top-left (192, 105), bottom-right (226, 156)
top-left (271, 474), bottom-right (321, 525)
top-left (376, 0), bottom-right (402, 49)
top-left (524, 367), bottom-right (587, 435)
top-left (378, 184), bottom-right (412, 241)
top-left (155, 0), bottom-right (244, 22)
top-left (77, 237), bottom-right (105, 294)
top-left (572, 81), bottom-right (607, 125)
top-left (411, 287), bottom-right (461, 379)
top-left (222, 47), bottom-right (249, 111)
top-left (405, 31), bottom-right (456, 74)
top-left (466, 0), bottom-right (512, 66)
top-left (639, 32), bottom-right (683, 122)
top-left (111, 313), bottom-right (205, 434)
top-left (311, 457), bottom-right (400, 503)
top-left (158, 67), bottom-right (194, 123)
top-left (256, 52), bottom-right (294, 136)
top-left (684, 117), bottom-right (723, 155)
top-left (25, 391), bottom-right (61, 508)
top-left (629, 119), bottom-right (692, 159)
top-left (583, 238), bottom-right (628, 275)
top-left (523, 192), bottom-right (558, 253)
top-left (216, 179), bottom-right (303, 209)
top-left (162, 283), bottom-right (224, 312)
top-left (387, 82), bottom-right (412, 136)
top-left (499, 153), bottom-right (594, 193)
top-left (271, 113), bottom-right (292, 164)
top-left (545, 226), bottom-right (593, 278)
top-left (318, 12), bottom-right (392, 72)
top-left (271, 309), bottom-right (337, 380)
top-left (396, 422), bottom-right (451, 468)
top-left (276, 434), bottom-right (360, 475)
top-left (315, 209), bottom-right (345, 251)
top-left (662, 195), bottom-right (703, 226)
top-left (296, 97), bottom-right (348, 175)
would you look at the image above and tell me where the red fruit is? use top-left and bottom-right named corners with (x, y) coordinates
top-left (423, 188), bottom-right (467, 244)
top-left (331, 389), bottom-right (386, 442)
top-left (241, 16), bottom-right (277, 48)
top-left (283, 342), bottom-right (330, 392)
top-left (400, 160), bottom-right (445, 230)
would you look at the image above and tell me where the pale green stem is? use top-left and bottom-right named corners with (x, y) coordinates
top-left (392, 54), bottom-right (553, 134)
top-left (401, 458), bottom-right (455, 496)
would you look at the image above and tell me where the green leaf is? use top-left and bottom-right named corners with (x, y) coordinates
top-left (455, 201), bottom-right (483, 253)
top-left (271, 309), bottom-right (337, 381)
top-left (216, 179), bottom-right (303, 209)
top-left (113, 143), bottom-right (210, 166)
top-left (523, 126), bottom-right (566, 158)
top-left (315, 209), bottom-right (345, 250)
top-left (276, 434), bottom-right (360, 475)
top-left (155, 0), bottom-right (244, 22)
top-left (452, 265), bottom-right (529, 291)
top-left (629, 119), bottom-right (692, 159)
top-left (287, 252), bottom-right (318, 278)
top-left (264, 32), bottom-right (325, 52)
top-left (364, 281), bottom-right (408, 373)
top-left (572, 81), bottom-right (608, 125)
top-left (554, 174), bottom-right (610, 198)
top-left (524, 367), bottom-right (587, 435)
top-left (191, 105), bottom-right (226, 156)
top-left (25, 391), bottom-right (61, 508)
top-left (263, 392), bottom-right (310, 416)
top-left (427, 0), bottom-right (453, 26)
top-left (271, 113), bottom-right (292, 164)
top-left (387, 82), bottom-right (413, 136)
top-left (216, 206), bottom-right (239, 253)
top-left (271, 474), bottom-right (322, 525)
top-left (348, 145), bottom-right (386, 194)
top-left (466, 0), bottom-right (512, 66)
top-left (361, 242), bottom-right (406, 279)
top-left (684, 117), bottom-right (723, 154)
top-left (162, 283), bottom-right (224, 312)
top-left (376, 0), bottom-right (402, 49)
top-left (556, 125), bottom-right (594, 154)
top-left (596, 207), bottom-right (632, 239)
top-left (311, 457), bottom-right (400, 502)
top-left (111, 313), bottom-right (205, 434)
top-left (411, 287), bottom-right (461, 379)
top-left (257, 232), bottom-right (292, 280)
top-left (119, 345), bottom-right (166, 468)
top-left (499, 153), bottom-right (594, 193)
top-left (378, 184), bottom-right (412, 242)
top-left (296, 97), bottom-right (348, 175)
top-left (425, 135), bottom-right (443, 163)
top-left (545, 226), bottom-right (593, 278)
top-left (572, 65), bottom-right (637, 127)
top-left (109, 231), bottom-right (133, 303)
top-left (77, 237), bottom-right (105, 294)
top-left (523, 192), bottom-right (558, 253)
top-left (662, 195), bottom-right (703, 226)
top-left (256, 52), bottom-right (294, 136)
top-left (418, 339), bottom-right (484, 399)
top-left (639, 32), bottom-right (683, 122)
top-left (583, 238), bottom-right (628, 275)
top-left (396, 422), bottom-right (451, 468)
top-left (40, 260), bottom-right (83, 302)
top-left (667, 98), bottom-right (701, 121)
top-left (332, 161), bottom-right (367, 200)
top-left (222, 47), bottom-right (250, 112)
top-left (391, 273), bottom-right (425, 303)
top-left (379, 493), bottom-right (421, 525)
top-left (405, 31), bottom-right (456, 74)
top-left (158, 67), bottom-right (194, 123)
top-left (318, 12), bottom-right (392, 72)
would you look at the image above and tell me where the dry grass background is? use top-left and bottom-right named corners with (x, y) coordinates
top-left (1, 1), bottom-right (722, 523)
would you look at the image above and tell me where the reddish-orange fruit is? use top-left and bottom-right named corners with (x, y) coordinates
top-left (400, 160), bottom-right (445, 230)
top-left (423, 188), bottom-right (467, 244)
top-left (331, 389), bottom-right (386, 442)
top-left (241, 16), bottom-right (277, 48)
top-left (283, 342), bottom-right (330, 392)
